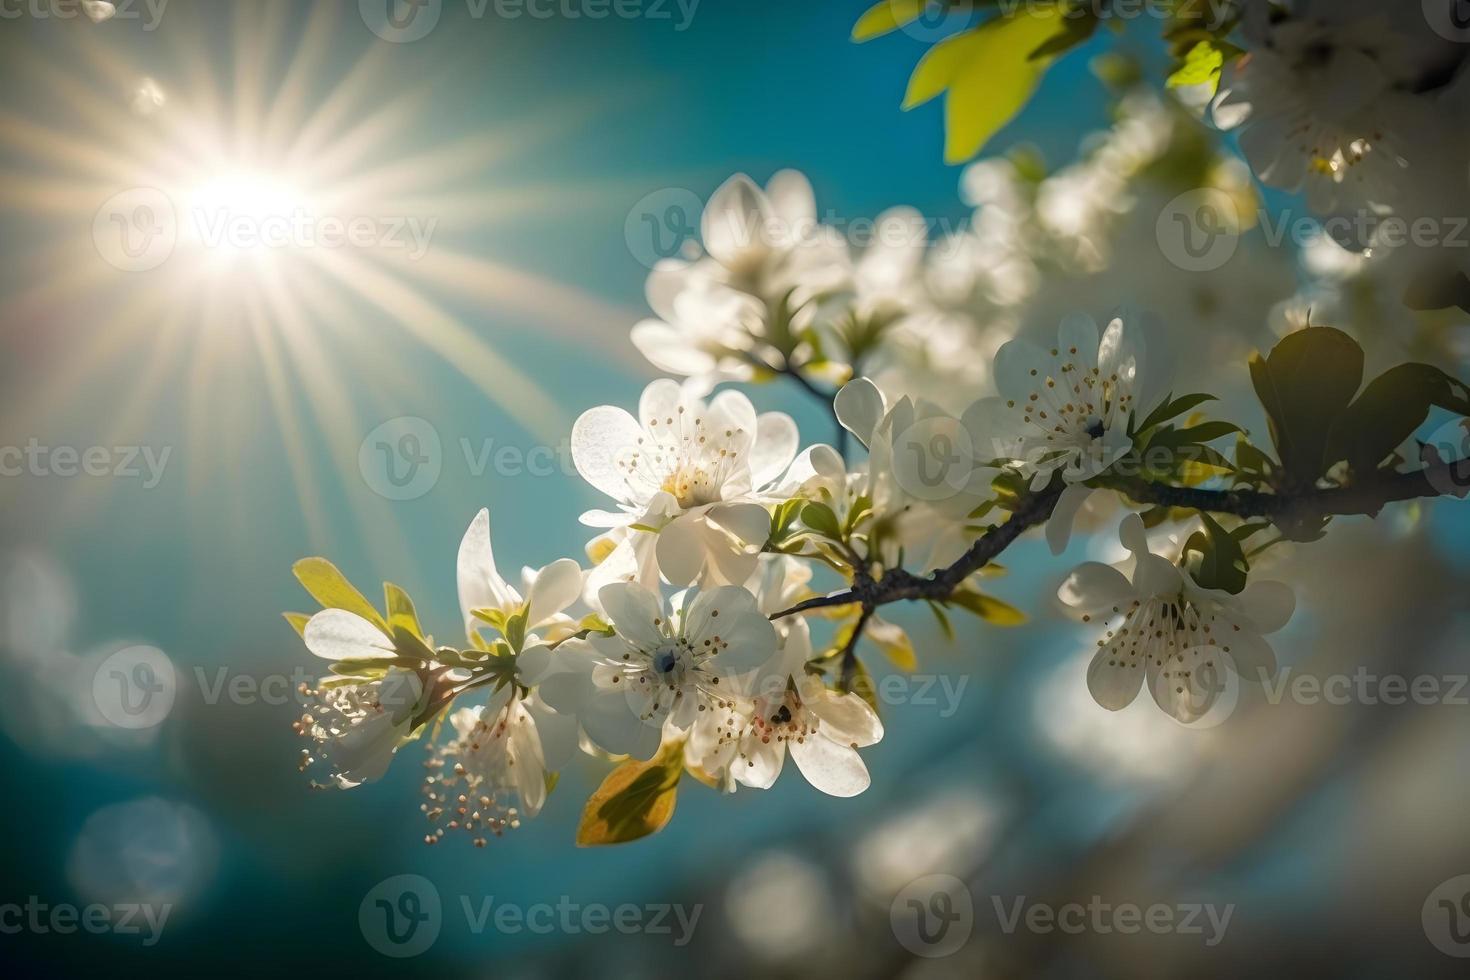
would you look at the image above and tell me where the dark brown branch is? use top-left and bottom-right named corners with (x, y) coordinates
top-left (770, 458), bottom-right (1470, 621)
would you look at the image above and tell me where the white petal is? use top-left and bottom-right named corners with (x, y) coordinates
top-left (1057, 312), bottom-right (1100, 364)
top-left (834, 378), bottom-right (885, 448)
top-left (457, 509), bottom-right (521, 635)
top-left (702, 174), bottom-right (768, 267)
top-left (525, 559), bottom-right (583, 628)
top-left (571, 406), bottom-right (650, 504)
top-left (706, 502), bottom-right (771, 547)
top-left (1086, 645), bottom-right (1145, 711)
top-left (790, 735), bottom-right (871, 797)
top-left (733, 737), bottom-right (786, 789)
top-left (765, 169), bottom-right (816, 232)
top-left (1045, 482), bottom-right (1094, 556)
top-left (1239, 579), bottom-right (1295, 634)
top-left (527, 697), bottom-right (579, 768)
top-left (749, 412), bottom-right (799, 489)
top-left (808, 690), bottom-right (883, 747)
top-left (1057, 561), bottom-right (1135, 613)
top-left (655, 515), bottom-right (707, 587)
top-left (303, 610), bottom-right (396, 661)
top-left (509, 707), bottom-right (548, 816)
top-left (684, 586), bottom-right (776, 673)
top-left (582, 692), bottom-right (663, 760)
top-left (597, 581), bottom-right (668, 650)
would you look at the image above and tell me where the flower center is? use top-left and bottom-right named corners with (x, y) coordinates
top-left (652, 644), bottom-right (683, 676)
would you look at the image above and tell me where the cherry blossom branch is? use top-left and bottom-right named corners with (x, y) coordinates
top-left (769, 458), bottom-right (1470, 621)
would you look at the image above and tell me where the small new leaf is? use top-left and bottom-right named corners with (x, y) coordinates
top-left (576, 740), bottom-right (683, 846)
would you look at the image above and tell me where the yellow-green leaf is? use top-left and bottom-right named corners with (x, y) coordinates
top-left (867, 615), bottom-right (917, 671)
top-left (930, 8), bottom-right (1068, 162)
top-left (853, 0), bottom-right (928, 42)
top-left (292, 558), bottom-right (388, 633)
top-left (1167, 39), bottom-right (1224, 90)
top-left (948, 588), bottom-right (1026, 626)
top-left (383, 582), bottom-right (425, 640)
top-left (576, 741), bottom-right (683, 847)
top-left (282, 612), bottom-right (311, 637)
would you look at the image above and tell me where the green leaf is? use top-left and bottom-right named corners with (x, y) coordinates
top-left (1135, 392), bottom-right (1217, 436)
top-left (383, 583), bottom-right (425, 640)
top-left (926, 600), bottom-right (955, 642)
top-left (1186, 512), bottom-right (1248, 594)
top-left (292, 558), bottom-right (388, 633)
top-left (391, 625), bottom-right (436, 663)
top-left (1326, 362), bottom-right (1470, 475)
top-left (1250, 327), bottom-right (1365, 486)
top-left (282, 612), bottom-right (310, 638)
top-left (947, 588), bottom-right (1026, 626)
top-left (1166, 39), bottom-right (1224, 90)
top-left (934, 9), bottom-right (1069, 163)
top-left (576, 741), bottom-right (683, 847)
top-left (852, 0), bottom-right (929, 42)
top-left (866, 616), bottom-right (917, 671)
top-left (800, 502), bottom-right (843, 540)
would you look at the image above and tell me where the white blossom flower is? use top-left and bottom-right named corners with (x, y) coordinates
top-left (456, 508), bottom-right (583, 645)
top-left (967, 313), bottom-right (1161, 554)
top-left (1210, 1), bottom-right (1445, 213)
top-left (572, 379), bottom-right (797, 590)
top-left (536, 582), bottom-right (777, 760)
top-left (1057, 513), bottom-right (1295, 724)
top-left (683, 556), bottom-right (883, 797)
top-left (295, 610), bottom-right (428, 788)
top-left (420, 683), bottom-right (577, 846)
top-left (630, 266), bottom-right (764, 394)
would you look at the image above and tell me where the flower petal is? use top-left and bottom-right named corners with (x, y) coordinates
top-left (304, 609), bottom-right (396, 661)
top-left (1045, 482), bottom-right (1094, 555)
top-left (571, 406), bottom-right (650, 504)
top-left (525, 558), bottom-right (583, 628)
top-left (1086, 645), bottom-right (1145, 711)
top-left (1057, 561), bottom-right (1134, 613)
top-left (598, 581), bottom-right (667, 651)
top-left (834, 378), bottom-right (885, 448)
top-left (790, 734), bottom-right (871, 797)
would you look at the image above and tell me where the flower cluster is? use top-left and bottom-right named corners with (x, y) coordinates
top-left (284, 24), bottom-right (1470, 842)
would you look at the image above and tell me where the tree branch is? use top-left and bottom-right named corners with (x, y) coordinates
top-left (770, 458), bottom-right (1470, 621)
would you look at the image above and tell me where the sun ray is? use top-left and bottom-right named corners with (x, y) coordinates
top-left (302, 246), bottom-right (570, 443)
